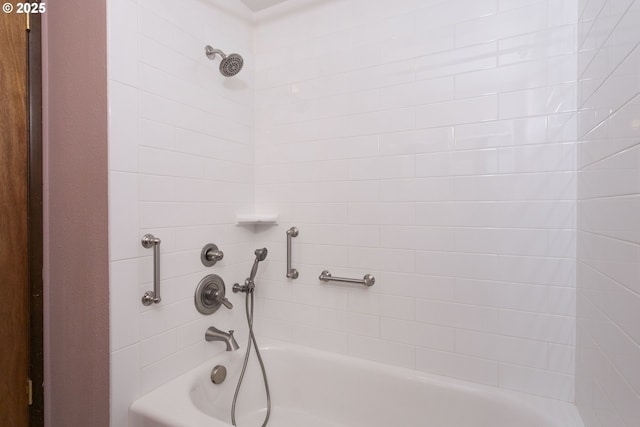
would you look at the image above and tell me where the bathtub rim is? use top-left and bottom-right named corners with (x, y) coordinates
top-left (129, 337), bottom-right (584, 427)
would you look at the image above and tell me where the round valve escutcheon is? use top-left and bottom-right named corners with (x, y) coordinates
top-left (195, 274), bottom-right (232, 315)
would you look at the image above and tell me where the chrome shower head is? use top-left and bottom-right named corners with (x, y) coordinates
top-left (205, 45), bottom-right (244, 77)
top-left (220, 54), bottom-right (243, 77)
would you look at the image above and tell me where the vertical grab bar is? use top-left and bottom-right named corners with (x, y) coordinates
top-left (141, 234), bottom-right (162, 305)
top-left (286, 227), bottom-right (299, 279)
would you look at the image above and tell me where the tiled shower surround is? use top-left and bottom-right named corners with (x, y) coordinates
top-left (106, 0), bottom-right (640, 426)
top-left (108, 1), bottom-right (256, 425)
top-left (254, 0), bottom-right (577, 401)
top-left (576, 0), bottom-right (640, 426)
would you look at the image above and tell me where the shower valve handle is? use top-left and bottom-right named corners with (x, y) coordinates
top-left (206, 249), bottom-right (224, 262)
top-left (217, 294), bottom-right (233, 310)
top-left (201, 243), bottom-right (224, 267)
top-left (204, 287), bottom-right (233, 310)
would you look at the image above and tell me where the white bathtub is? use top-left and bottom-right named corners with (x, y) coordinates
top-left (130, 338), bottom-right (584, 427)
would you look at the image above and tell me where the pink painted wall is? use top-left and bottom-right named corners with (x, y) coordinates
top-left (42, 0), bottom-right (109, 425)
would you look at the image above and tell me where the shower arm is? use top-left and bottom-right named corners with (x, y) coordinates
top-left (205, 46), bottom-right (227, 60)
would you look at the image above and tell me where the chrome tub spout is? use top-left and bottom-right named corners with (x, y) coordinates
top-left (205, 326), bottom-right (239, 351)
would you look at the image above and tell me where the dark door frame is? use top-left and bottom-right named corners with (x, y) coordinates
top-left (27, 11), bottom-right (44, 427)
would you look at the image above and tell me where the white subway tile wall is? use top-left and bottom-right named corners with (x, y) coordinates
top-left (107, 0), bottom-right (255, 425)
top-left (576, 0), bottom-right (640, 426)
top-left (107, 0), bottom-right (640, 425)
top-left (254, 0), bottom-right (578, 403)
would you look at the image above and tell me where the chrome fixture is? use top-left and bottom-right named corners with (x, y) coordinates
top-left (232, 248), bottom-right (271, 427)
top-left (233, 248), bottom-right (268, 294)
top-left (286, 227), bottom-right (299, 279)
top-left (205, 45), bottom-right (244, 77)
top-left (201, 243), bottom-right (224, 267)
top-left (319, 270), bottom-right (375, 287)
top-left (211, 365), bottom-right (227, 385)
top-left (195, 274), bottom-right (232, 315)
top-left (141, 234), bottom-right (162, 305)
top-left (205, 326), bottom-right (239, 351)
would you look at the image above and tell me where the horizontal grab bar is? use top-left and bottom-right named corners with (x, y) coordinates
top-left (319, 270), bottom-right (375, 287)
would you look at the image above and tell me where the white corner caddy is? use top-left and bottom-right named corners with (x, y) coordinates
top-left (235, 213), bottom-right (279, 226)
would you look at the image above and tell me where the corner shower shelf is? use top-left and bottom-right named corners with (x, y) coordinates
top-left (235, 213), bottom-right (279, 225)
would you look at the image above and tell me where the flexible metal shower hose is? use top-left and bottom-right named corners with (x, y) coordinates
top-left (231, 291), bottom-right (271, 426)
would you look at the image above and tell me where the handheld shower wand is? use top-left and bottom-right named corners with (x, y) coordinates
top-left (233, 248), bottom-right (268, 294)
top-left (231, 248), bottom-right (272, 426)
top-left (249, 248), bottom-right (268, 283)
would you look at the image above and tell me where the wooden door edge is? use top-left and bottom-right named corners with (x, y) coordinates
top-left (28, 10), bottom-right (44, 427)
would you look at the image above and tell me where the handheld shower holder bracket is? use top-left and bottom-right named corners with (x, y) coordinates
top-left (233, 280), bottom-right (254, 294)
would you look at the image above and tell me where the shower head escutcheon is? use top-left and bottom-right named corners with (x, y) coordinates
top-left (205, 45), bottom-right (244, 77)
